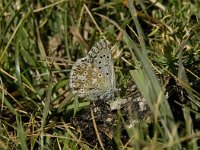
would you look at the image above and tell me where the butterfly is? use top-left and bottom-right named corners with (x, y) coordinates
top-left (69, 39), bottom-right (116, 100)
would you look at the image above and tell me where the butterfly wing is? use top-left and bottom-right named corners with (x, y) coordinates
top-left (69, 39), bottom-right (115, 100)
top-left (88, 40), bottom-right (116, 98)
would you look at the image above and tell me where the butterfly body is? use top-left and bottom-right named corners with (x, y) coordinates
top-left (69, 39), bottom-right (116, 100)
